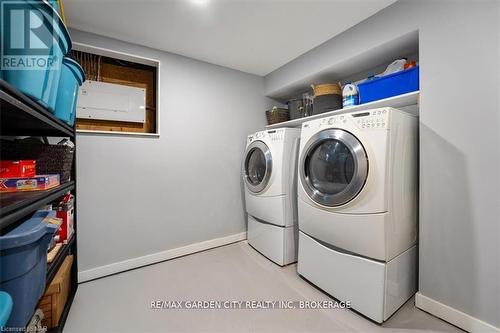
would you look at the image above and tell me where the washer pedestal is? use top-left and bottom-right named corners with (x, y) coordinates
top-left (247, 215), bottom-right (297, 266)
top-left (298, 231), bottom-right (416, 323)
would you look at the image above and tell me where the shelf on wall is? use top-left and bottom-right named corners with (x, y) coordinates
top-left (265, 30), bottom-right (419, 100)
top-left (0, 80), bottom-right (75, 138)
top-left (0, 182), bottom-right (75, 232)
top-left (265, 91), bottom-right (419, 129)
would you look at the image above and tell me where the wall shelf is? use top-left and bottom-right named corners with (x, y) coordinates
top-left (265, 30), bottom-right (419, 100)
top-left (266, 91), bottom-right (419, 129)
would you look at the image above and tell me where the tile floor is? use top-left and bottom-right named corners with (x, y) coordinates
top-left (65, 241), bottom-right (462, 333)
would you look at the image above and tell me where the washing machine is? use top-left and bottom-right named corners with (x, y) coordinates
top-left (242, 127), bottom-right (300, 266)
top-left (297, 107), bottom-right (418, 323)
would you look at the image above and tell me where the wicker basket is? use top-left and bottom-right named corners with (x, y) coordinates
top-left (265, 107), bottom-right (289, 125)
top-left (1, 140), bottom-right (74, 183)
top-left (311, 83), bottom-right (342, 97)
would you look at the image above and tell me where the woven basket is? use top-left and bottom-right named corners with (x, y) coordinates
top-left (265, 107), bottom-right (289, 125)
top-left (311, 83), bottom-right (342, 97)
top-left (1, 141), bottom-right (74, 183)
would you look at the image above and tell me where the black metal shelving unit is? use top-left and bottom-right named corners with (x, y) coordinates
top-left (0, 80), bottom-right (74, 138)
top-left (0, 182), bottom-right (75, 231)
top-left (0, 79), bottom-right (78, 333)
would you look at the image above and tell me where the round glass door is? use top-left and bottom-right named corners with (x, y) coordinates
top-left (244, 141), bottom-right (272, 193)
top-left (300, 129), bottom-right (368, 206)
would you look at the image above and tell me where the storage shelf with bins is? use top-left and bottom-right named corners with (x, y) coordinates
top-left (0, 79), bottom-right (78, 333)
top-left (266, 91), bottom-right (419, 129)
top-left (264, 30), bottom-right (419, 129)
top-left (0, 81), bottom-right (75, 138)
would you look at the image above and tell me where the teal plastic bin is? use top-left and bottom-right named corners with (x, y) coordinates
top-left (0, 210), bottom-right (58, 329)
top-left (1, 0), bottom-right (72, 112)
top-left (54, 57), bottom-right (85, 126)
top-left (0, 292), bottom-right (13, 329)
top-left (47, 0), bottom-right (60, 14)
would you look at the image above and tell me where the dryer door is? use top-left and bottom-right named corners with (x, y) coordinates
top-left (300, 129), bottom-right (368, 207)
top-left (243, 140), bottom-right (272, 193)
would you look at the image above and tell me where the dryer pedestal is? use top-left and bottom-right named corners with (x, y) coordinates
top-left (247, 215), bottom-right (297, 266)
top-left (297, 231), bottom-right (416, 323)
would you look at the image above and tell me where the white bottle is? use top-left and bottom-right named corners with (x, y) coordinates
top-left (381, 59), bottom-right (407, 76)
top-left (342, 83), bottom-right (359, 108)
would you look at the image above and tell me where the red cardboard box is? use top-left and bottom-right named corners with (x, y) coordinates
top-left (0, 160), bottom-right (36, 178)
top-left (54, 194), bottom-right (74, 243)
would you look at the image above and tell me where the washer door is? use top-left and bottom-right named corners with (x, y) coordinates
top-left (243, 140), bottom-right (272, 193)
top-left (300, 129), bottom-right (368, 207)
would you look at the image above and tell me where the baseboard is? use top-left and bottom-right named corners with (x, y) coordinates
top-left (78, 232), bottom-right (247, 283)
top-left (415, 292), bottom-right (500, 332)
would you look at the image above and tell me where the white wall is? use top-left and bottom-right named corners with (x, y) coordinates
top-left (70, 30), bottom-right (272, 279)
top-left (265, 0), bottom-right (500, 330)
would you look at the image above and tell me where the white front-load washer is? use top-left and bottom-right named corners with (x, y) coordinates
top-left (297, 107), bottom-right (418, 323)
top-left (242, 127), bottom-right (300, 266)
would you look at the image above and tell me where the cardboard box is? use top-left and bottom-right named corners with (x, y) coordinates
top-left (55, 194), bottom-right (74, 243)
top-left (0, 174), bottom-right (60, 192)
top-left (37, 255), bottom-right (74, 329)
top-left (0, 160), bottom-right (36, 178)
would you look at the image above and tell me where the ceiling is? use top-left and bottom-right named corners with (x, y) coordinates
top-left (64, 0), bottom-right (397, 76)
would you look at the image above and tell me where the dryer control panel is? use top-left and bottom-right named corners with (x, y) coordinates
top-left (247, 128), bottom-right (285, 144)
top-left (267, 129), bottom-right (285, 142)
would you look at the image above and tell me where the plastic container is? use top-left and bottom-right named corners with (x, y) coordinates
top-left (1, 1), bottom-right (72, 112)
top-left (0, 211), bottom-right (59, 329)
top-left (311, 83), bottom-right (342, 115)
top-left (358, 66), bottom-right (419, 104)
top-left (313, 94), bottom-right (342, 115)
top-left (0, 292), bottom-right (13, 329)
top-left (54, 57), bottom-right (85, 126)
top-left (47, 0), bottom-right (60, 14)
top-left (342, 83), bottom-right (359, 108)
top-left (287, 98), bottom-right (305, 120)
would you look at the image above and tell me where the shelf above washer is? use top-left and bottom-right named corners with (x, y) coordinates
top-left (265, 91), bottom-right (419, 130)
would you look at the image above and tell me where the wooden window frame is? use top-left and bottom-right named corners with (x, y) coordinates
top-left (73, 42), bottom-right (161, 137)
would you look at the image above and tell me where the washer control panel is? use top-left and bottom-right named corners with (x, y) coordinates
top-left (352, 108), bottom-right (389, 130)
top-left (301, 108), bottom-right (390, 131)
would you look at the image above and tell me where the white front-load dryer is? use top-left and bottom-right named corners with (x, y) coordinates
top-left (297, 107), bottom-right (418, 323)
top-left (243, 128), bottom-right (300, 266)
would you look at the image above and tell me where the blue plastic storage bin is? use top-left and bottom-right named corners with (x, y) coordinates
top-left (357, 66), bottom-right (419, 104)
top-left (47, 0), bottom-right (60, 14)
top-left (1, 0), bottom-right (72, 112)
top-left (0, 211), bottom-right (58, 329)
top-left (54, 57), bottom-right (85, 126)
top-left (0, 292), bottom-right (13, 329)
